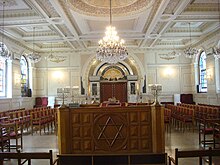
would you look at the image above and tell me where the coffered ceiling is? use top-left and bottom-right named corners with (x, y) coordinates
top-left (0, 0), bottom-right (219, 53)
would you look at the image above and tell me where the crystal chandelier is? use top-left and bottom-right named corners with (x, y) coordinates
top-left (96, 0), bottom-right (128, 64)
top-left (27, 27), bottom-right (41, 63)
top-left (0, 1), bottom-right (11, 59)
top-left (47, 42), bottom-right (66, 63)
top-left (184, 23), bottom-right (199, 58)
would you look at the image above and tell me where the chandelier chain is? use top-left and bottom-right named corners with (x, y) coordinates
top-left (0, 1), bottom-right (11, 59)
top-left (27, 26), bottom-right (41, 63)
top-left (110, 0), bottom-right (112, 25)
top-left (2, 1), bottom-right (5, 44)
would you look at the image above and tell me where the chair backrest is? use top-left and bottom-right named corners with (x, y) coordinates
top-left (0, 150), bottom-right (55, 165)
top-left (168, 147), bottom-right (220, 165)
top-left (57, 153), bottom-right (167, 165)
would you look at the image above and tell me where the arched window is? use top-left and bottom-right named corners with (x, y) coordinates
top-left (198, 51), bottom-right (207, 93)
top-left (0, 57), bottom-right (6, 97)
top-left (20, 55), bottom-right (29, 97)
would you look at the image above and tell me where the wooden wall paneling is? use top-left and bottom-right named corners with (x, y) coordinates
top-left (58, 107), bottom-right (72, 154)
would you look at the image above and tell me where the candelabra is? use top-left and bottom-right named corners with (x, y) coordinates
top-left (57, 88), bottom-right (71, 108)
top-left (148, 84), bottom-right (162, 106)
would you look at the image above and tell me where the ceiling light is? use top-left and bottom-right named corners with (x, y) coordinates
top-left (0, 1), bottom-right (11, 59)
top-left (27, 27), bottom-right (41, 63)
top-left (160, 45), bottom-right (181, 60)
top-left (184, 23), bottom-right (199, 58)
top-left (47, 42), bottom-right (66, 63)
top-left (96, 0), bottom-right (128, 64)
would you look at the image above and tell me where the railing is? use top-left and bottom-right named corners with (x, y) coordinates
top-left (168, 147), bottom-right (220, 165)
top-left (0, 150), bottom-right (58, 165)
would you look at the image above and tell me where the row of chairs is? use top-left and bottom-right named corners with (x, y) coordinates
top-left (166, 103), bottom-right (220, 148)
top-left (176, 103), bottom-right (220, 125)
top-left (31, 108), bottom-right (57, 135)
top-left (177, 103), bottom-right (220, 148)
top-left (0, 107), bottom-right (58, 152)
top-left (166, 104), bottom-right (194, 132)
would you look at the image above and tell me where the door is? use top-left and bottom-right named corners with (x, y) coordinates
top-left (100, 82), bottom-right (127, 103)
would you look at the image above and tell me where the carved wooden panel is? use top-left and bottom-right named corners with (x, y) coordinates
top-left (70, 107), bottom-right (152, 154)
top-left (100, 82), bottom-right (127, 102)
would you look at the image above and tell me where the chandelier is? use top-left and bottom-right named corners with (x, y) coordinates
top-left (0, 1), bottom-right (11, 59)
top-left (159, 45), bottom-right (181, 60)
top-left (47, 42), bottom-right (66, 63)
top-left (27, 27), bottom-right (41, 63)
top-left (184, 23), bottom-right (199, 58)
top-left (96, 0), bottom-right (128, 64)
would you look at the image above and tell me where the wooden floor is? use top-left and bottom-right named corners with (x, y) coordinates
top-left (3, 126), bottom-right (220, 165)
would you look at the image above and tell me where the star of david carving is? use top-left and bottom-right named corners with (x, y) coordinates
top-left (97, 116), bottom-right (125, 147)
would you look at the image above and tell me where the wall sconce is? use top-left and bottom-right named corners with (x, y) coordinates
top-left (53, 71), bottom-right (63, 79)
top-left (164, 67), bottom-right (174, 78)
top-left (206, 69), bottom-right (213, 81)
top-left (52, 71), bottom-right (64, 84)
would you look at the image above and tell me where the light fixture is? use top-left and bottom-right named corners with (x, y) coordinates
top-left (159, 45), bottom-right (181, 60)
top-left (213, 1), bottom-right (220, 59)
top-left (0, 1), bottom-right (11, 59)
top-left (213, 45), bottom-right (220, 59)
top-left (184, 22), bottom-right (199, 58)
top-left (27, 27), bottom-right (41, 63)
top-left (47, 42), bottom-right (66, 63)
top-left (96, 0), bottom-right (128, 64)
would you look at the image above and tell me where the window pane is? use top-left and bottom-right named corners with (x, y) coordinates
top-left (0, 58), bottom-right (6, 96)
top-left (199, 51), bottom-right (207, 93)
top-left (20, 55), bottom-right (29, 97)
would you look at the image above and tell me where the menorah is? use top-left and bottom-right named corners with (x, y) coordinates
top-left (148, 84), bottom-right (162, 106)
top-left (57, 87), bottom-right (71, 108)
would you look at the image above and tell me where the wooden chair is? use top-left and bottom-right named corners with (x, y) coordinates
top-left (0, 150), bottom-right (57, 165)
top-left (213, 122), bottom-right (220, 148)
top-left (31, 111), bottom-right (46, 135)
top-left (9, 122), bottom-right (23, 151)
top-left (168, 147), bottom-right (220, 165)
top-left (198, 119), bottom-right (219, 148)
top-left (164, 108), bottom-right (171, 132)
top-left (0, 124), bottom-right (11, 152)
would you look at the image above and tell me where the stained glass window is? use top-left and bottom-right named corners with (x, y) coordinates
top-left (20, 55), bottom-right (29, 97)
top-left (199, 51), bottom-right (207, 93)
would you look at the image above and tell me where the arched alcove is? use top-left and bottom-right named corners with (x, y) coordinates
top-left (81, 53), bottom-right (145, 102)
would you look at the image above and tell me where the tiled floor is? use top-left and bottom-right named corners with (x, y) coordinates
top-left (3, 126), bottom-right (220, 165)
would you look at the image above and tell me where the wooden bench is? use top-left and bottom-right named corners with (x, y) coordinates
top-left (57, 153), bottom-right (167, 165)
top-left (0, 150), bottom-right (57, 165)
top-left (168, 147), bottom-right (220, 165)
